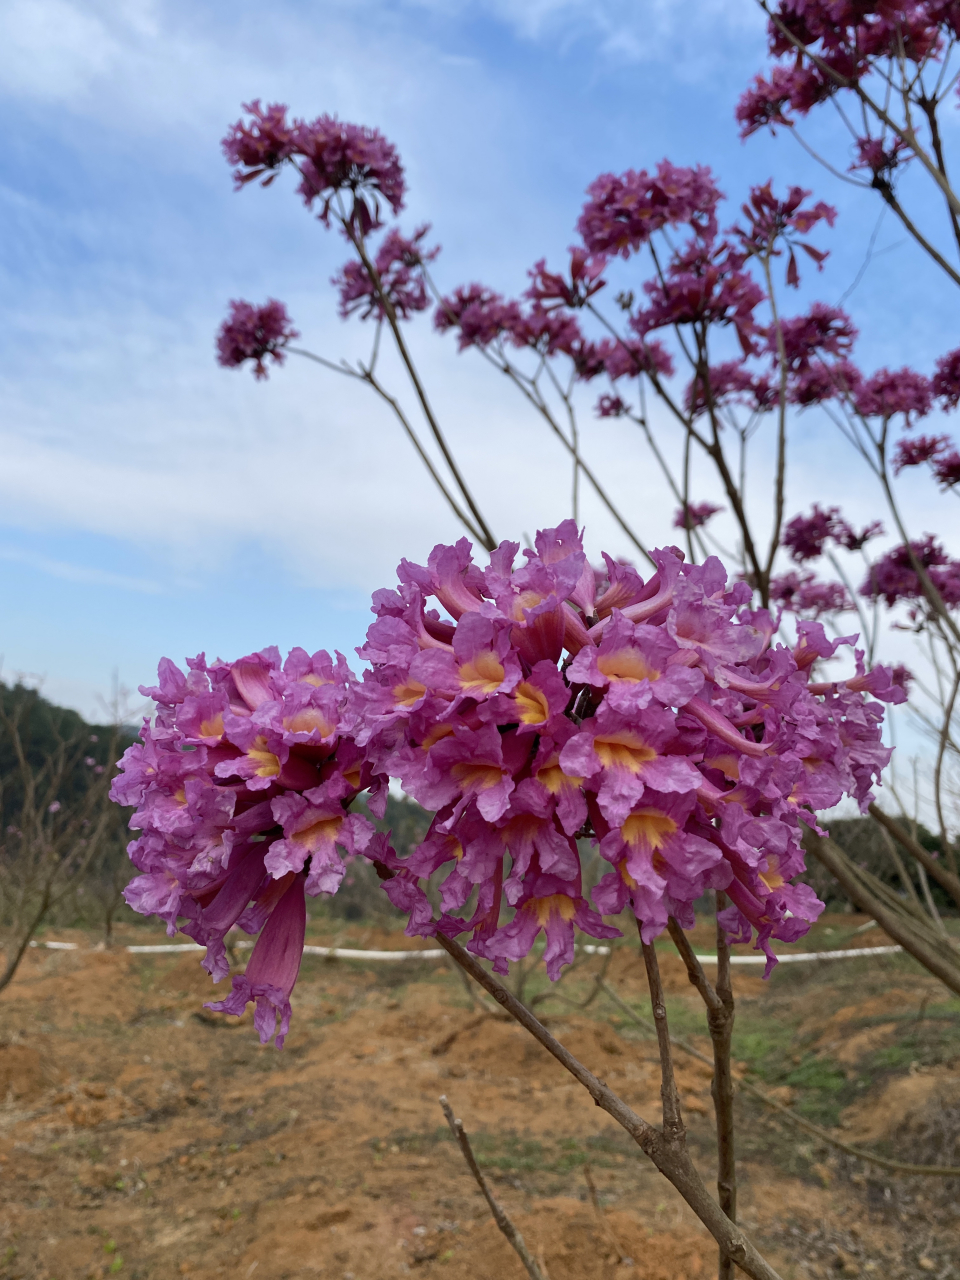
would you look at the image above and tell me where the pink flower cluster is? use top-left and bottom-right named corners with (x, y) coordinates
top-left (113, 525), bottom-right (902, 1044)
top-left (334, 225), bottom-right (439, 321)
top-left (110, 649), bottom-right (386, 1047)
top-left (216, 300), bottom-right (299, 381)
top-left (222, 101), bottom-right (405, 232)
top-left (733, 182), bottom-right (835, 287)
top-left (577, 162), bottom-right (722, 256)
top-left (861, 537), bottom-right (960, 611)
top-left (433, 276), bottom-right (673, 379)
top-left (769, 571), bottom-right (853, 620)
top-left (893, 434), bottom-right (960, 488)
top-left (674, 502), bottom-right (723, 530)
top-left (782, 504), bottom-right (883, 562)
top-left (736, 3), bottom-right (955, 138)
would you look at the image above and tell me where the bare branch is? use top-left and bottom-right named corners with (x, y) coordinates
top-left (869, 803), bottom-right (960, 912)
top-left (640, 928), bottom-right (684, 1143)
top-left (439, 1095), bottom-right (549, 1280)
top-left (433, 933), bottom-right (786, 1280)
top-left (583, 1163), bottom-right (630, 1265)
top-left (600, 977), bottom-right (960, 1177)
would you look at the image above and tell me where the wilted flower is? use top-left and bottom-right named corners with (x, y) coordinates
top-left (595, 394), bottom-right (628, 418)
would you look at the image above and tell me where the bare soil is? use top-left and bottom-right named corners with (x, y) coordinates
top-left (0, 915), bottom-right (958, 1280)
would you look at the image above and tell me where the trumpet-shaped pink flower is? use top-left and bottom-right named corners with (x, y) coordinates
top-left (206, 872), bottom-right (307, 1048)
top-left (566, 613), bottom-right (704, 714)
top-left (485, 874), bottom-right (619, 981)
top-left (111, 645), bottom-right (385, 1045)
top-left (115, 521), bottom-right (897, 1040)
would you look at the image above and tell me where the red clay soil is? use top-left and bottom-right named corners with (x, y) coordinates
top-left (0, 922), bottom-right (953, 1280)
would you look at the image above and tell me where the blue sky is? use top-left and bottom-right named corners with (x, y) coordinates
top-left (1, 0), bottom-right (958, 719)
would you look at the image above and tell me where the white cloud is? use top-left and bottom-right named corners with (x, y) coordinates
top-left (0, 0), bottom-right (159, 102)
top-left (404, 0), bottom-right (760, 68)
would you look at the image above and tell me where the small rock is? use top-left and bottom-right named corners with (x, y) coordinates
top-left (918, 1258), bottom-right (936, 1272)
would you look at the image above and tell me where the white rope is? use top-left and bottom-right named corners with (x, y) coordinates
top-left (699, 945), bottom-right (903, 965)
top-left (28, 939), bottom-right (902, 964)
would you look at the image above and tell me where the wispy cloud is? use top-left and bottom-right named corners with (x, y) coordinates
top-left (0, 545), bottom-right (163, 594)
top-left (1, 0), bottom-right (956, 721)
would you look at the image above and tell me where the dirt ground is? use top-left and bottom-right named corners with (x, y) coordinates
top-left (1, 915), bottom-right (959, 1280)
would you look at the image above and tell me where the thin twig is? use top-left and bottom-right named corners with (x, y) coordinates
top-left (434, 933), bottom-right (784, 1280)
top-left (342, 209), bottom-right (497, 550)
top-left (439, 1096), bottom-right (549, 1280)
top-left (667, 910), bottom-right (737, 1280)
top-left (804, 829), bottom-right (960, 996)
top-left (876, 823), bottom-right (925, 913)
top-left (639, 926), bottom-right (684, 1143)
top-left (869, 804), bottom-right (960, 912)
top-left (715, 899), bottom-right (738, 1280)
top-left (598, 978), bottom-right (960, 1177)
top-left (291, 347), bottom-right (487, 545)
top-left (583, 1163), bottom-right (630, 1264)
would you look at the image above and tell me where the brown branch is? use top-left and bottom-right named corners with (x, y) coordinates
top-left (877, 823), bottom-right (925, 913)
top-left (434, 933), bottom-right (785, 1280)
top-left (871, 178), bottom-right (960, 288)
top-left (289, 347), bottom-right (487, 547)
top-left (599, 978), bottom-right (960, 1177)
top-left (756, 0), bottom-right (960, 225)
top-left (933, 666), bottom-right (960, 878)
top-left (803, 827), bottom-right (960, 996)
top-left (760, 258), bottom-right (789, 587)
top-left (713, 896), bottom-right (737, 1279)
top-left (348, 230), bottom-right (497, 551)
top-left (668, 909), bottom-right (738, 1280)
top-left (640, 927), bottom-right (685, 1143)
top-left (868, 804), bottom-right (960, 912)
top-left (919, 94), bottom-right (960, 264)
top-left (740, 1076), bottom-right (960, 1177)
top-left (689, 343), bottom-right (767, 598)
top-left (439, 1095), bottom-right (549, 1280)
top-left (583, 1163), bottom-right (630, 1264)
top-left (494, 358), bottom-right (653, 565)
top-left (667, 918), bottom-right (723, 1014)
